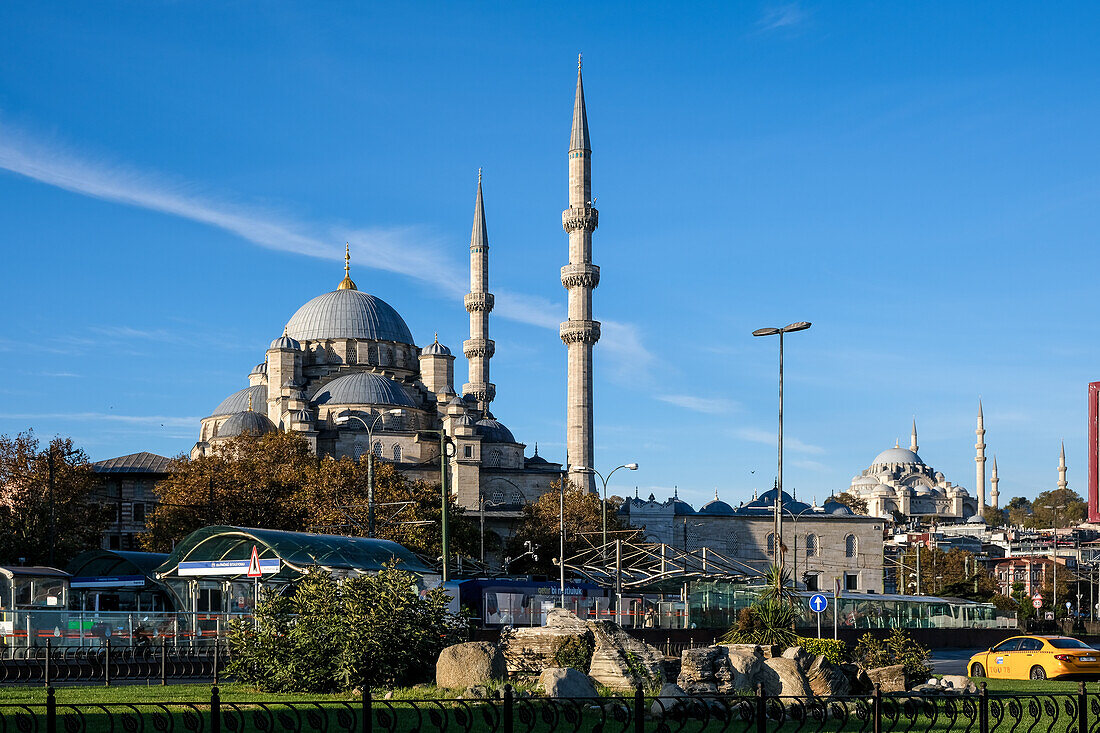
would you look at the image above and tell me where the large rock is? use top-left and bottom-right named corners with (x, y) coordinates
top-left (724, 647), bottom-right (765, 692)
top-left (538, 667), bottom-right (598, 698)
top-left (650, 682), bottom-right (688, 717)
top-left (866, 664), bottom-right (907, 693)
top-left (940, 675), bottom-right (971, 690)
top-left (436, 642), bottom-right (508, 689)
top-left (499, 610), bottom-right (593, 678)
top-left (679, 645), bottom-right (764, 694)
top-left (806, 655), bottom-right (850, 697)
top-left (759, 657), bottom-right (813, 697)
top-left (781, 645), bottom-right (813, 672)
top-left (587, 620), bottom-right (666, 690)
top-left (678, 646), bottom-right (726, 691)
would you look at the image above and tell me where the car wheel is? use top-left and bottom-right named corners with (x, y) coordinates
top-left (1030, 666), bottom-right (1047, 681)
top-left (971, 663), bottom-right (985, 678)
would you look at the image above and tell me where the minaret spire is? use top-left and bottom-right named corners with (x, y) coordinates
top-left (975, 400), bottom-right (986, 512)
top-left (910, 419), bottom-right (919, 453)
top-left (990, 455), bottom-right (1000, 510)
top-left (1058, 441), bottom-right (1068, 491)
top-left (463, 170), bottom-right (495, 413)
top-left (561, 55), bottom-right (600, 493)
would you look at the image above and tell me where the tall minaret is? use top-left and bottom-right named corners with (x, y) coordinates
top-left (1058, 441), bottom-right (1068, 491)
top-left (990, 456), bottom-right (1000, 510)
top-left (561, 54), bottom-right (600, 492)
top-left (975, 400), bottom-right (986, 510)
top-left (910, 419), bottom-right (919, 453)
top-left (463, 170), bottom-right (495, 414)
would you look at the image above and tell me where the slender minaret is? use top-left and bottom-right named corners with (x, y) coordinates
top-left (910, 419), bottom-right (919, 453)
top-left (975, 400), bottom-right (986, 510)
top-left (463, 169), bottom-right (495, 413)
top-left (990, 456), bottom-right (1000, 510)
top-left (1058, 441), bottom-right (1068, 491)
top-left (560, 54), bottom-right (600, 492)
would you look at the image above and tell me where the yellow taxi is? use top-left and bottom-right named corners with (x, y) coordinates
top-left (969, 636), bottom-right (1100, 680)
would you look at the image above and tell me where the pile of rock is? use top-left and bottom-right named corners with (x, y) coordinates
top-left (678, 644), bottom-right (869, 697)
top-left (910, 675), bottom-right (977, 695)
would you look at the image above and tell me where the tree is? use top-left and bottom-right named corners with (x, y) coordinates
top-left (0, 431), bottom-right (110, 566)
top-left (1025, 488), bottom-right (1087, 529)
top-left (982, 506), bottom-right (1006, 527)
top-left (143, 431), bottom-right (479, 560)
top-left (899, 546), bottom-right (999, 601)
top-left (1006, 496), bottom-right (1032, 527)
top-left (504, 479), bottom-right (624, 576)
top-left (831, 492), bottom-right (868, 515)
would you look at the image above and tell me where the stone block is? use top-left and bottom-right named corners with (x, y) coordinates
top-left (436, 642), bottom-right (508, 689)
top-left (866, 664), bottom-right (907, 693)
top-left (538, 667), bottom-right (598, 698)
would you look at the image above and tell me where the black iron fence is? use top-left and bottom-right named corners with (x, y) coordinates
top-left (0, 639), bottom-right (224, 684)
top-left (1, 683), bottom-right (1096, 733)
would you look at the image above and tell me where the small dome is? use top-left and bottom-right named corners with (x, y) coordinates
top-left (872, 448), bottom-right (923, 466)
top-left (218, 410), bottom-right (276, 438)
top-left (670, 499), bottom-right (696, 515)
top-left (421, 336), bottom-right (452, 356)
top-left (967, 513), bottom-right (986, 524)
top-left (314, 372), bottom-right (416, 408)
top-left (447, 395), bottom-right (468, 407)
top-left (250, 362), bottom-right (268, 376)
top-left (852, 475), bottom-right (878, 486)
top-left (290, 408), bottom-right (313, 423)
top-left (476, 418), bottom-right (515, 443)
top-left (212, 385), bottom-right (267, 417)
top-left (270, 332), bottom-right (301, 351)
top-left (699, 499), bottom-right (735, 516)
top-left (286, 289), bottom-right (414, 344)
top-left (452, 414), bottom-right (476, 428)
top-left (823, 499), bottom-right (855, 516)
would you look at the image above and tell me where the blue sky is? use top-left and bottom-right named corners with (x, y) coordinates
top-left (2, 2), bottom-right (1100, 509)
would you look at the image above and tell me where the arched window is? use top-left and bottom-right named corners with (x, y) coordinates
top-left (766, 533), bottom-right (776, 556)
top-left (805, 533), bottom-right (819, 557)
top-left (845, 534), bottom-right (857, 558)
top-left (491, 490), bottom-right (505, 505)
top-left (510, 491), bottom-right (523, 505)
top-left (392, 444), bottom-right (402, 461)
top-left (373, 441), bottom-right (383, 459)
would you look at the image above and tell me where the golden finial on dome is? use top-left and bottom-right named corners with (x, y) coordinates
top-left (248, 392), bottom-right (253, 412)
top-left (338, 242), bottom-right (358, 290)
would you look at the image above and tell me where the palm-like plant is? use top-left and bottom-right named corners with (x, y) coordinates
top-left (758, 564), bottom-right (798, 607)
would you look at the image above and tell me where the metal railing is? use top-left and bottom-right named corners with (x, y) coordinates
top-left (0, 610), bottom-right (250, 654)
top-left (0, 639), bottom-right (226, 684)
top-left (1, 682), bottom-right (1094, 733)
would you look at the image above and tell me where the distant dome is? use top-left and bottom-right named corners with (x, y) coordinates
top-left (452, 414), bottom-right (476, 428)
top-left (286, 289), bottom-right (414, 344)
top-left (218, 410), bottom-right (276, 438)
top-left (270, 332), bottom-right (301, 351)
top-left (250, 362), bottom-right (267, 376)
top-left (476, 418), bottom-right (516, 444)
top-left (699, 499), bottom-right (735, 516)
top-left (212, 386), bottom-right (267, 417)
top-left (872, 448), bottom-right (923, 466)
top-left (823, 499), bottom-right (855, 516)
top-left (852, 476), bottom-right (878, 486)
top-left (314, 372), bottom-right (416, 408)
top-left (967, 513), bottom-right (986, 524)
top-left (670, 498), bottom-right (696, 515)
top-left (421, 337), bottom-right (452, 356)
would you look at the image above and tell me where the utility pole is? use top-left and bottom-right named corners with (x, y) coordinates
top-left (47, 448), bottom-right (56, 566)
top-left (916, 544), bottom-right (921, 596)
top-left (440, 430), bottom-right (450, 582)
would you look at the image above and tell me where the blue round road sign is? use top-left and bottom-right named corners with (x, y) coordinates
top-left (809, 594), bottom-right (828, 613)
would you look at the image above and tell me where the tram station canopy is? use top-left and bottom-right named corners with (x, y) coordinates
top-left (154, 526), bottom-right (437, 581)
top-left (67, 550), bottom-right (169, 581)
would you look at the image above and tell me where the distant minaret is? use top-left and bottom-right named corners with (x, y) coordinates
top-left (910, 419), bottom-right (919, 453)
top-left (561, 54), bottom-right (600, 492)
top-left (463, 169), bottom-right (495, 413)
top-left (990, 456), bottom-right (1000, 510)
top-left (1058, 441), bottom-right (1068, 491)
top-left (975, 400), bottom-right (986, 510)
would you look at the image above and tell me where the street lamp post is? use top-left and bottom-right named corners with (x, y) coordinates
top-left (412, 428), bottom-right (455, 581)
top-left (573, 463), bottom-right (639, 563)
top-left (1043, 503), bottom-right (1065, 624)
top-left (335, 409), bottom-right (407, 538)
top-left (752, 321), bottom-right (811, 583)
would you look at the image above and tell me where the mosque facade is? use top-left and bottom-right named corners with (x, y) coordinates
top-left (188, 62), bottom-right (606, 514)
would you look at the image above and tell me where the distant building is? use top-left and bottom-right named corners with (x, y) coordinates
top-left (618, 489), bottom-right (885, 593)
top-left (992, 555), bottom-right (1075, 597)
top-left (91, 452), bottom-right (172, 550)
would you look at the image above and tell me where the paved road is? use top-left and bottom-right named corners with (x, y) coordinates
top-left (930, 648), bottom-right (982, 676)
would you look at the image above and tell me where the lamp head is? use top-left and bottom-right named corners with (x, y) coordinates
top-left (752, 327), bottom-right (781, 337)
top-left (572, 466), bottom-right (592, 472)
top-left (625, 463), bottom-right (639, 470)
top-left (782, 321), bottom-right (812, 333)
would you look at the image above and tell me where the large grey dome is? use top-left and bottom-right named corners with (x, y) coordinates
top-left (218, 410), bottom-right (276, 438)
top-left (285, 289), bottom-right (414, 344)
top-left (212, 385), bottom-right (267, 417)
top-left (872, 447), bottom-right (923, 466)
top-left (313, 372), bottom-right (416, 408)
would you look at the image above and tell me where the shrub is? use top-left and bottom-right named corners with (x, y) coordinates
top-left (793, 636), bottom-right (849, 664)
top-left (551, 634), bottom-right (594, 671)
top-left (228, 564), bottom-right (467, 692)
top-left (720, 600), bottom-right (797, 648)
top-left (853, 628), bottom-right (931, 680)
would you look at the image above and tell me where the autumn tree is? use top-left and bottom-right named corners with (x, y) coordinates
top-left (897, 546), bottom-right (999, 601)
top-left (504, 480), bottom-right (625, 576)
top-left (0, 431), bottom-right (110, 566)
top-left (830, 492), bottom-right (868, 515)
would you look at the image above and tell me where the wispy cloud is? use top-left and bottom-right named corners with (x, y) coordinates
top-left (757, 2), bottom-right (808, 32)
top-left (734, 426), bottom-right (825, 455)
top-left (657, 394), bottom-right (740, 414)
top-left (6, 412), bottom-right (200, 428)
top-left (38, 372), bottom-right (81, 378)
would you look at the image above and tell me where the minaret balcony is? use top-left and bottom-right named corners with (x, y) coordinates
top-left (559, 320), bottom-right (601, 345)
top-left (562, 206), bottom-right (598, 232)
top-left (560, 264), bottom-right (600, 289)
top-left (464, 292), bottom-right (495, 313)
top-left (463, 338), bottom-right (496, 359)
top-left (462, 382), bottom-right (496, 404)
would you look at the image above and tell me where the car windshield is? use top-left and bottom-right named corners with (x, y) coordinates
top-left (1048, 638), bottom-right (1093, 650)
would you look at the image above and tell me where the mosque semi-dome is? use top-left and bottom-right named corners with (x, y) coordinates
top-left (218, 410), bottom-right (277, 438)
top-left (476, 418), bottom-right (516, 444)
top-left (313, 372), bottom-right (416, 408)
top-left (285, 289), bottom-right (415, 345)
top-left (871, 447), bottom-right (923, 466)
top-left (212, 385), bottom-right (268, 417)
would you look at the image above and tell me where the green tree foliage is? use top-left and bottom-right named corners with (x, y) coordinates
top-left (143, 431), bottom-right (478, 559)
top-left (0, 432), bottom-right (110, 566)
top-left (854, 628), bottom-right (931, 679)
top-left (898, 547), bottom-right (999, 601)
top-left (794, 637), bottom-right (849, 664)
top-left (227, 565), bottom-right (466, 691)
top-left (982, 506), bottom-right (1007, 526)
top-left (504, 479), bottom-right (624, 576)
top-left (1024, 488), bottom-right (1087, 529)
top-left (1006, 497), bottom-right (1032, 527)
top-left (830, 492), bottom-right (868, 515)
